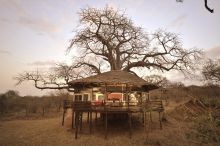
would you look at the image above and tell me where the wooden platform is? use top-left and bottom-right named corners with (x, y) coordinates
top-left (62, 100), bottom-right (164, 139)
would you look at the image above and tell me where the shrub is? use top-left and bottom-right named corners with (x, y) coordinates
top-left (187, 114), bottom-right (220, 144)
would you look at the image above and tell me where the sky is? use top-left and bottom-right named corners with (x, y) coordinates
top-left (0, 0), bottom-right (220, 96)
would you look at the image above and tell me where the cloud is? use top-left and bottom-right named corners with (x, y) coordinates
top-left (18, 16), bottom-right (60, 34)
top-left (0, 18), bottom-right (10, 23)
top-left (165, 70), bottom-right (203, 86)
top-left (205, 46), bottom-right (220, 58)
top-left (0, 0), bottom-right (61, 36)
top-left (36, 32), bottom-right (45, 36)
top-left (28, 60), bottom-right (56, 66)
top-left (0, 49), bottom-right (12, 55)
top-left (168, 14), bottom-right (187, 29)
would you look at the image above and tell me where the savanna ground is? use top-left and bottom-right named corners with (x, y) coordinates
top-left (0, 86), bottom-right (220, 146)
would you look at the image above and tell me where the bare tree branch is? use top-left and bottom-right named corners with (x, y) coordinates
top-left (14, 63), bottom-right (89, 91)
top-left (123, 30), bottom-right (202, 72)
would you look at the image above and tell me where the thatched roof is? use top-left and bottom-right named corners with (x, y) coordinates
top-left (68, 70), bottom-right (158, 91)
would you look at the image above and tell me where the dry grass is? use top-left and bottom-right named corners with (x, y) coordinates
top-left (0, 100), bottom-right (219, 146)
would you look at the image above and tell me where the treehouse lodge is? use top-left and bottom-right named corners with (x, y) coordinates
top-left (62, 70), bottom-right (164, 139)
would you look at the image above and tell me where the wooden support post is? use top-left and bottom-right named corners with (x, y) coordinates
top-left (75, 112), bottom-right (77, 129)
top-left (72, 110), bottom-right (75, 129)
top-left (95, 112), bottom-right (97, 123)
top-left (126, 84), bottom-right (129, 110)
top-left (150, 111), bottom-right (152, 122)
top-left (159, 112), bottom-right (162, 129)
top-left (80, 113), bottom-right (83, 131)
top-left (90, 111), bottom-right (92, 134)
top-left (104, 83), bottom-right (108, 139)
top-left (87, 112), bottom-right (89, 123)
top-left (100, 113), bottom-right (103, 122)
top-left (129, 112), bottom-right (132, 138)
top-left (144, 111), bottom-right (147, 132)
top-left (145, 111), bottom-right (150, 141)
top-left (75, 112), bottom-right (79, 139)
top-left (142, 112), bottom-right (144, 126)
top-left (42, 107), bottom-right (45, 117)
top-left (62, 109), bottom-right (66, 126)
top-left (143, 111), bottom-right (145, 129)
top-left (140, 92), bottom-right (142, 105)
top-left (105, 112), bottom-right (108, 139)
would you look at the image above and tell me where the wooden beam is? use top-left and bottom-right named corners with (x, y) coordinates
top-left (72, 110), bottom-right (75, 129)
top-left (62, 109), bottom-right (66, 126)
top-left (80, 113), bottom-right (83, 131)
top-left (75, 112), bottom-right (79, 139)
top-left (159, 112), bottom-right (162, 129)
top-left (129, 112), bottom-right (132, 138)
top-left (90, 111), bottom-right (92, 134)
top-left (104, 84), bottom-right (108, 139)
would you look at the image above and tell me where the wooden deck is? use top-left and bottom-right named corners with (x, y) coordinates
top-left (62, 100), bottom-right (164, 139)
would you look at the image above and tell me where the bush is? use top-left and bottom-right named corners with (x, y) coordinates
top-left (187, 114), bottom-right (220, 144)
top-left (0, 90), bottom-right (73, 119)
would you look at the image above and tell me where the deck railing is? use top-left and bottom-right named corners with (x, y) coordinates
top-left (62, 99), bottom-right (163, 112)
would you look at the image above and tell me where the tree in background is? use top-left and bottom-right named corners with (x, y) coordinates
top-left (15, 6), bottom-right (202, 91)
top-left (0, 90), bottom-right (71, 117)
top-left (202, 59), bottom-right (220, 85)
top-left (144, 75), bottom-right (170, 87)
top-left (0, 90), bottom-right (20, 114)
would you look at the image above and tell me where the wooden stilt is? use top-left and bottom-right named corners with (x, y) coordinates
top-left (62, 109), bottom-right (66, 126)
top-left (159, 112), bottom-right (162, 129)
top-left (145, 111), bottom-right (151, 141)
top-left (80, 113), bottom-right (83, 131)
top-left (104, 83), bottom-right (108, 139)
top-left (75, 112), bottom-right (79, 139)
top-left (87, 112), bottom-right (89, 123)
top-left (72, 110), bottom-right (75, 129)
top-left (90, 111), bottom-right (92, 134)
top-left (150, 111), bottom-right (152, 122)
top-left (95, 111), bottom-right (97, 123)
top-left (142, 112), bottom-right (145, 126)
top-left (129, 112), bottom-right (132, 138)
top-left (105, 112), bottom-right (108, 139)
top-left (144, 111), bottom-right (146, 132)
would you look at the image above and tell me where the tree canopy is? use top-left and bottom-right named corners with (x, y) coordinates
top-left (68, 6), bottom-right (201, 74)
top-left (15, 6), bottom-right (202, 90)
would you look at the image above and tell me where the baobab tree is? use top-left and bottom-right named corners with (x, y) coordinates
top-left (15, 6), bottom-right (202, 90)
